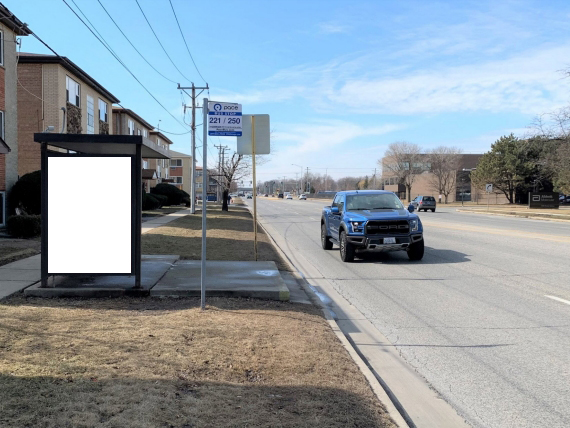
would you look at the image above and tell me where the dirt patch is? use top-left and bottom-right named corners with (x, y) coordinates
top-left (0, 237), bottom-right (41, 267)
top-left (142, 207), bottom-right (291, 271)
top-left (0, 296), bottom-right (395, 428)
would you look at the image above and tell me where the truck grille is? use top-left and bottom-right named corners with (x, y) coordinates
top-left (366, 220), bottom-right (410, 235)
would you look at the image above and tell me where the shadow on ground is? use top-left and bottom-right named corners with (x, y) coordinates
top-left (0, 375), bottom-right (392, 428)
top-left (352, 247), bottom-right (470, 265)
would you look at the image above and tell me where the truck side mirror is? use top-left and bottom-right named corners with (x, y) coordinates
top-left (408, 204), bottom-right (415, 213)
top-left (331, 206), bottom-right (339, 214)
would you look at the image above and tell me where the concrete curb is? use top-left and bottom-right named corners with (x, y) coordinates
top-left (456, 208), bottom-right (570, 222)
top-left (248, 203), bottom-right (409, 428)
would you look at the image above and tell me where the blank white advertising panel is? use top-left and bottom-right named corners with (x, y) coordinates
top-left (48, 157), bottom-right (132, 273)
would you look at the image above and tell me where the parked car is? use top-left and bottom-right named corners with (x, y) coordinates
top-left (286, 194), bottom-right (293, 200)
top-left (299, 194), bottom-right (307, 200)
top-left (411, 195), bottom-right (436, 212)
top-left (247, 194), bottom-right (252, 199)
top-left (263, 193), bottom-right (268, 197)
top-left (278, 193), bottom-right (284, 198)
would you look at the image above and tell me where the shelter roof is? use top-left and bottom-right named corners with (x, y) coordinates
top-left (34, 133), bottom-right (170, 159)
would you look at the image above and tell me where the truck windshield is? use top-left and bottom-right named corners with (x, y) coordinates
top-left (346, 193), bottom-right (404, 210)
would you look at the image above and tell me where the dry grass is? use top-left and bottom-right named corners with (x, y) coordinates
top-left (142, 207), bottom-right (291, 271)
top-left (142, 207), bottom-right (187, 219)
top-left (0, 296), bottom-right (395, 428)
top-left (0, 237), bottom-right (41, 267)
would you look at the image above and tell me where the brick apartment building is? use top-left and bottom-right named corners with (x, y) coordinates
top-left (17, 53), bottom-right (119, 177)
top-left (148, 131), bottom-right (172, 186)
top-left (168, 149), bottom-right (192, 193)
top-left (112, 107), bottom-right (156, 190)
top-left (0, 3), bottom-right (30, 225)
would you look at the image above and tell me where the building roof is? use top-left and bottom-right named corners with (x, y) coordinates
top-left (0, 3), bottom-right (32, 35)
top-left (19, 53), bottom-right (120, 103)
top-left (169, 149), bottom-right (192, 158)
top-left (112, 108), bottom-right (154, 130)
top-left (149, 131), bottom-right (174, 145)
top-left (142, 169), bottom-right (157, 179)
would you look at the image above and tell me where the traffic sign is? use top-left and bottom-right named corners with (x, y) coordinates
top-left (237, 114), bottom-right (270, 155)
top-left (208, 102), bottom-right (242, 136)
top-left (486, 184), bottom-right (493, 193)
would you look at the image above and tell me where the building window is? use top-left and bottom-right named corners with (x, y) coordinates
top-left (137, 129), bottom-right (142, 136)
top-left (0, 31), bottom-right (4, 66)
top-left (0, 111), bottom-right (4, 139)
top-left (86, 96), bottom-right (95, 134)
top-left (0, 192), bottom-right (5, 226)
top-left (143, 129), bottom-right (148, 138)
top-left (197, 170), bottom-right (203, 177)
top-left (171, 159), bottom-right (182, 167)
top-left (98, 99), bottom-right (108, 122)
top-left (128, 120), bottom-right (134, 135)
top-left (66, 76), bottom-right (80, 107)
top-left (143, 160), bottom-right (148, 169)
top-left (174, 177), bottom-right (183, 184)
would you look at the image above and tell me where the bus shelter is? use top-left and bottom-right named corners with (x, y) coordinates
top-left (34, 133), bottom-right (170, 289)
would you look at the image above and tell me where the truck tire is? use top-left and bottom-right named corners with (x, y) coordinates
top-left (340, 230), bottom-right (355, 262)
top-left (321, 223), bottom-right (333, 250)
top-left (431, 209), bottom-right (435, 212)
top-left (407, 239), bottom-right (424, 261)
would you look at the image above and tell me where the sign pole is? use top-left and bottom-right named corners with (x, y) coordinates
top-left (252, 115), bottom-right (258, 261)
top-left (201, 98), bottom-right (208, 310)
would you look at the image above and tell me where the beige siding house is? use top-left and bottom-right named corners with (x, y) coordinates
top-left (148, 131), bottom-right (173, 188)
top-left (168, 149), bottom-right (192, 193)
top-left (0, 3), bottom-right (31, 225)
top-left (17, 53), bottom-right (119, 176)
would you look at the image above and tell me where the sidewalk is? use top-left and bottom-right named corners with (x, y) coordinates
top-left (0, 208), bottom-right (189, 301)
top-left (457, 205), bottom-right (570, 221)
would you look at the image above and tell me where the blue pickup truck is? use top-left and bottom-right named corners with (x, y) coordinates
top-left (321, 190), bottom-right (424, 262)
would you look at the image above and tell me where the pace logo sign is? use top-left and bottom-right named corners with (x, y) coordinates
top-left (208, 102), bottom-right (242, 136)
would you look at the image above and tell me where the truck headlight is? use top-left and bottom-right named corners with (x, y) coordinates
top-left (351, 221), bottom-right (363, 232)
top-left (410, 219), bottom-right (419, 231)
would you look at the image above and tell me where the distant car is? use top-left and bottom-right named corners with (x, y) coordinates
top-left (286, 194), bottom-right (293, 199)
top-left (411, 195), bottom-right (436, 212)
top-left (264, 193), bottom-right (268, 197)
top-left (299, 194), bottom-right (307, 200)
top-left (247, 194), bottom-right (252, 199)
top-left (278, 193), bottom-right (284, 198)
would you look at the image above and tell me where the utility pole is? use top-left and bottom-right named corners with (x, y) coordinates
top-left (373, 168), bottom-right (377, 189)
top-left (306, 167), bottom-right (309, 193)
top-left (214, 144), bottom-right (229, 202)
top-left (178, 83), bottom-right (208, 214)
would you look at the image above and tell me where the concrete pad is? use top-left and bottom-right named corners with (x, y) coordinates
top-left (151, 260), bottom-right (290, 301)
top-left (0, 254), bottom-right (41, 270)
top-left (0, 280), bottom-right (40, 300)
top-left (24, 255), bottom-right (179, 298)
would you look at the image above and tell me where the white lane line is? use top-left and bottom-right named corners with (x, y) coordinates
top-left (545, 295), bottom-right (570, 306)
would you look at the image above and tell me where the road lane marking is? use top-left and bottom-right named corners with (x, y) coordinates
top-left (545, 295), bottom-right (570, 306)
top-left (422, 221), bottom-right (570, 244)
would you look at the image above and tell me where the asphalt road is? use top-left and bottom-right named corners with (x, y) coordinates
top-left (247, 197), bottom-right (570, 428)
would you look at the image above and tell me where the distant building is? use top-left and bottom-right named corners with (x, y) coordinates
top-left (168, 149), bottom-right (192, 193)
top-left (17, 53), bottom-right (119, 176)
top-left (380, 153), bottom-right (507, 204)
top-left (0, 3), bottom-right (30, 225)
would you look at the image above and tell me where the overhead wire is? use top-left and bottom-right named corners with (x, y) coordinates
top-left (62, 0), bottom-right (190, 132)
top-left (134, 0), bottom-right (193, 83)
top-left (167, 0), bottom-right (207, 84)
top-left (97, 0), bottom-right (179, 84)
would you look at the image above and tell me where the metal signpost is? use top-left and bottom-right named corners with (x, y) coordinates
top-left (486, 184), bottom-right (492, 211)
top-left (200, 101), bottom-right (243, 309)
top-left (237, 115), bottom-right (270, 261)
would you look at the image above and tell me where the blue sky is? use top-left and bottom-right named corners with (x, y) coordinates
top-left (10, 0), bottom-right (570, 181)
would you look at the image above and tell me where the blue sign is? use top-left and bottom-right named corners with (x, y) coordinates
top-left (208, 102), bottom-right (242, 136)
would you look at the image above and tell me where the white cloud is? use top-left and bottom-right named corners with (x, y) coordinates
top-left (318, 22), bottom-right (349, 34)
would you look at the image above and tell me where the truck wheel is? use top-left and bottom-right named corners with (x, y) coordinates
top-left (431, 209), bottom-right (436, 212)
top-left (340, 231), bottom-right (355, 262)
top-left (321, 223), bottom-right (333, 250)
top-left (407, 239), bottom-right (424, 261)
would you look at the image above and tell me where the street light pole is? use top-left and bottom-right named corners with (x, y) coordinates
top-left (292, 164), bottom-right (303, 194)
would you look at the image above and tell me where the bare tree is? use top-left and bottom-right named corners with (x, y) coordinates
top-left (380, 142), bottom-right (422, 202)
top-left (427, 146), bottom-right (462, 203)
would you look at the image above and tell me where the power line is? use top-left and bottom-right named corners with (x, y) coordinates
top-left (62, 0), bottom-right (190, 132)
top-left (168, 0), bottom-right (207, 84)
top-left (135, 0), bottom-right (192, 83)
top-left (97, 0), bottom-right (179, 84)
